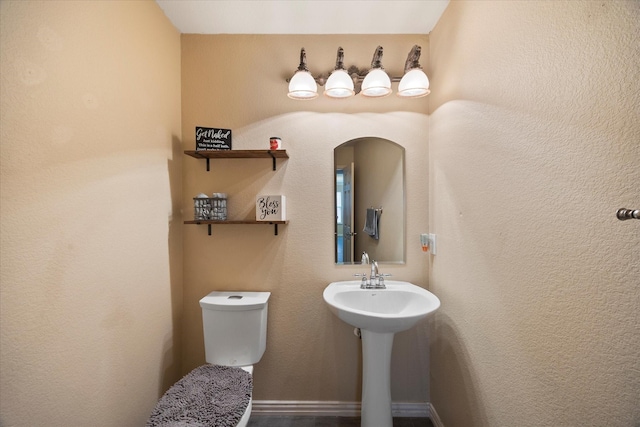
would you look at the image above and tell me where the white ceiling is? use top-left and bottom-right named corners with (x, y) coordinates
top-left (155, 0), bottom-right (449, 35)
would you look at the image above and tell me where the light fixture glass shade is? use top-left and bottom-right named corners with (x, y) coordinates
top-left (397, 69), bottom-right (431, 98)
top-left (361, 68), bottom-right (392, 97)
top-left (324, 69), bottom-right (355, 98)
top-left (287, 70), bottom-right (318, 100)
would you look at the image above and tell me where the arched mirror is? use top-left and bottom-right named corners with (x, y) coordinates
top-left (334, 137), bottom-right (405, 265)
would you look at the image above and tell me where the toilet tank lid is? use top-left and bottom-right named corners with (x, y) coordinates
top-left (200, 291), bottom-right (271, 311)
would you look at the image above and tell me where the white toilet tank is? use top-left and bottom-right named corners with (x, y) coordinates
top-left (199, 291), bottom-right (270, 367)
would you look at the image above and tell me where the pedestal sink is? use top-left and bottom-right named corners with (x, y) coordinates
top-left (323, 280), bottom-right (440, 427)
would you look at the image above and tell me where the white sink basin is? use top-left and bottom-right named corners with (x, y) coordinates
top-left (323, 280), bottom-right (440, 333)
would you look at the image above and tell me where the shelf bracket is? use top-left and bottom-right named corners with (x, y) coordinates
top-left (268, 151), bottom-right (277, 171)
top-left (274, 224), bottom-right (278, 236)
top-left (208, 224), bottom-right (212, 235)
top-left (206, 158), bottom-right (210, 172)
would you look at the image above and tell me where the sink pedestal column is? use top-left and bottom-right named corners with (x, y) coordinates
top-left (360, 330), bottom-right (394, 427)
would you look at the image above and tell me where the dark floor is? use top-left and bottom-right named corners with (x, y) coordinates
top-left (247, 416), bottom-right (434, 427)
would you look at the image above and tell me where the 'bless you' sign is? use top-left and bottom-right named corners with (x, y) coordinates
top-left (196, 127), bottom-right (232, 150)
top-left (256, 195), bottom-right (286, 221)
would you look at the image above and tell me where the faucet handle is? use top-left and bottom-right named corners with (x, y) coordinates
top-left (375, 273), bottom-right (391, 288)
top-left (354, 273), bottom-right (369, 288)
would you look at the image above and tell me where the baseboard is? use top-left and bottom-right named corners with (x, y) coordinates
top-left (251, 400), bottom-right (431, 418)
top-left (252, 401), bottom-right (360, 417)
top-left (429, 402), bottom-right (444, 427)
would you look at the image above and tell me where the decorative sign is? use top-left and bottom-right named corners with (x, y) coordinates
top-left (195, 127), bottom-right (232, 151)
top-left (256, 195), bottom-right (286, 221)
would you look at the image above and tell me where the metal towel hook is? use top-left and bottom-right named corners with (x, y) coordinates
top-left (616, 208), bottom-right (640, 221)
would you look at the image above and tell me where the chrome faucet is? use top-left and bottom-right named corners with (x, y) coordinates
top-left (370, 260), bottom-right (378, 282)
top-left (369, 260), bottom-right (387, 288)
top-left (357, 253), bottom-right (386, 289)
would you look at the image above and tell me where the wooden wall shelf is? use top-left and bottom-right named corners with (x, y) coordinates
top-left (184, 149), bottom-right (288, 171)
top-left (184, 220), bottom-right (289, 236)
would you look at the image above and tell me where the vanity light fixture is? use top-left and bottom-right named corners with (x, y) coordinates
top-left (397, 45), bottom-right (430, 98)
top-left (286, 45), bottom-right (430, 100)
top-left (324, 47), bottom-right (355, 98)
top-left (287, 48), bottom-right (319, 100)
top-left (360, 46), bottom-right (392, 98)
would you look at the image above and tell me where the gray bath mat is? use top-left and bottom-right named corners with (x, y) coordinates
top-left (147, 364), bottom-right (252, 427)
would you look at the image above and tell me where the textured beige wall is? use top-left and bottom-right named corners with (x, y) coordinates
top-left (181, 35), bottom-right (432, 402)
top-left (429, 1), bottom-right (640, 426)
top-left (0, 1), bottom-right (182, 426)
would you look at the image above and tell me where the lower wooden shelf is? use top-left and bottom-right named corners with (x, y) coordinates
top-left (184, 220), bottom-right (289, 236)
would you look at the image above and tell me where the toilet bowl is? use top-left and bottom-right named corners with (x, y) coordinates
top-left (147, 292), bottom-right (270, 427)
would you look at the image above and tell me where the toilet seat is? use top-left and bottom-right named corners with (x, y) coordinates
top-left (236, 365), bottom-right (254, 427)
top-left (236, 400), bottom-right (252, 427)
top-left (146, 364), bottom-right (252, 427)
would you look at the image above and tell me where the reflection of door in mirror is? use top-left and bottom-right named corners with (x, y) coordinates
top-left (335, 163), bottom-right (355, 263)
top-left (334, 138), bottom-right (405, 265)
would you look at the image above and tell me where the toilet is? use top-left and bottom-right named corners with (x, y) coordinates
top-left (200, 291), bottom-right (270, 427)
top-left (147, 291), bottom-right (270, 427)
